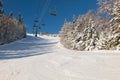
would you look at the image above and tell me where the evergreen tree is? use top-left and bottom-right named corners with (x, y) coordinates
top-left (60, 10), bottom-right (105, 51)
top-left (0, 0), bottom-right (3, 7)
top-left (76, 19), bottom-right (99, 51)
top-left (18, 13), bottom-right (23, 24)
top-left (99, 0), bottom-right (120, 50)
top-left (60, 19), bottom-right (75, 49)
top-left (0, 0), bottom-right (4, 17)
top-left (64, 18), bottom-right (67, 24)
top-left (109, 0), bottom-right (120, 50)
top-left (111, 0), bottom-right (120, 25)
top-left (9, 12), bottom-right (13, 18)
top-left (97, 0), bottom-right (114, 18)
top-left (72, 15), bottom-right (76, 23)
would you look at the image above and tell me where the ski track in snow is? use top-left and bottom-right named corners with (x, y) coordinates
top-left (0, 34), bottom-right (120, 80)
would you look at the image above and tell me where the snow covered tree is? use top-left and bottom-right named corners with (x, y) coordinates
top-left (60, 18), bottom-right (76, 49)
top-left (72, 15), bottom-right (77, 23)
top-left (111, 0), bottom-right (120, 25)
top-left (109, 0), bottom-right (120, 50)
top-left (97, 0), bottom-right (114, 18)
top-left (60, 10), bottom-right (107, 51)
top-left (0, 16), bottom-right (26, 45)
top-left (99, 0), bottom-right (120, 50)
top-left (9, 12), bottom-right (13, 18)
top-left (75, 19), bottom-right (99, 51)
top-left (0, 2), bottom-right (26, 45)
top-left (60, 0), bottom-right (120, 51)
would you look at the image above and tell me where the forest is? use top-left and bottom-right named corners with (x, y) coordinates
top-left (60, 0), bottom-right (120, 50)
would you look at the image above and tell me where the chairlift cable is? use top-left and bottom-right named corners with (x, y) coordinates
top-left (34, 0), bottom-right (51, 22)
top-left (33, 0), bottom-right (51, 37)
top-left (39, 0), bottom-right (51, 22)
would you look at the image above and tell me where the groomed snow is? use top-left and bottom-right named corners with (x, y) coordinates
top-left (0, 34), bottom-right (120, 80)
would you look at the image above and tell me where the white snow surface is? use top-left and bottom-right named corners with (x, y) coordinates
top-left (0, 34), bottom-right (120, 80)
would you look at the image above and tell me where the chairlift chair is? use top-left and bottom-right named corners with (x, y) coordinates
top-left (50, 6), bottom-right (57, 16)
top-left (34, 18), bottom-right (39, 22)
top-left (50, 10), bottom-right (57, 16)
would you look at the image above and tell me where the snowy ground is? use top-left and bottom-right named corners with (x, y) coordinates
top-left (0, 34), bottom-right (120, 80)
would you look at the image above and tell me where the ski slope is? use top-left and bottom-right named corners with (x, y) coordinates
top-left (0, 34), bottom-right (120, 80)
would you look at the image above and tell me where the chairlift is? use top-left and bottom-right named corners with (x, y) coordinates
top-left (50, 11), bottom-right (57, 16)
top-left (50, 6), bottom-right (57, 16)
top-left (34, 18), bottom-right (39, 22)
top-left (38, 26), bottom-right (41, 29)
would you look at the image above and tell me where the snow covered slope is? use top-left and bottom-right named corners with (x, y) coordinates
top-left (0, 34), bottom-right (120, 80)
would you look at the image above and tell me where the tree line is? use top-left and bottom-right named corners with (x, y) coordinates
top-left (60, 0), bottom-right (120, 51)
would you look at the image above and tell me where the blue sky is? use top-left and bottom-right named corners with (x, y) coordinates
top-left (2, 0), bottom-right (98, 34)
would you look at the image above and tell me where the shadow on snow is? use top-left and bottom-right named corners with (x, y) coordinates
top-left (0, 36), bottom-right (58, 60)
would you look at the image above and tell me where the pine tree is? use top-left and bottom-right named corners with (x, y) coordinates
top-left (9, 12), bottom-right (13, 18)
top-left (75, 19), bottom-right (99, 51)
top-left (0, 0), bottom-right (3, 7)
top-left (0, 0), bottom-right (4, 17)
top-left (60, 19), bottom-right (73, 49)
top-left (72, 15), bottom-right (76, 23)
top-left (60, 11), bottom-right (104, 51)
top-left (97, 0), bottom-right (114, 18)
top-left (100, 0), bottom-right (120, 50)
top-left (109, 0), bottom-right (120, 50)
top-left (111, 0), bottom-right (120, 25)
top-left (18, 13), bottom-right (23, 24)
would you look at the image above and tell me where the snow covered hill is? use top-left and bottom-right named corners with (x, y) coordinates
top-left (0, 34), bottom-right (120, 80)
